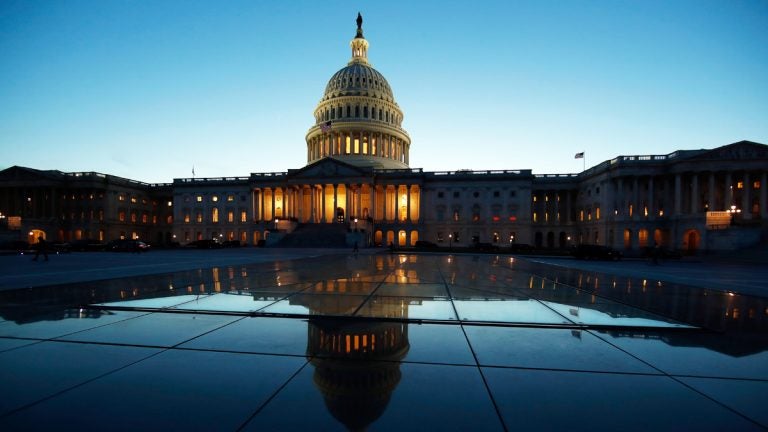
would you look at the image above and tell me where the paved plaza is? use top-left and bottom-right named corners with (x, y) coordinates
top-left (1, 249), bottom-right (767, 431)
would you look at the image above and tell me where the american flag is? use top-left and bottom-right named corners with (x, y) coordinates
top-left (574, 152), bottom-right (584, 159)
top-left (320, 121), bottom-right (332, 132)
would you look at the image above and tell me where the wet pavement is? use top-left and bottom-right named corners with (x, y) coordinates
top-left (0, 252), bottom-right (766, 431)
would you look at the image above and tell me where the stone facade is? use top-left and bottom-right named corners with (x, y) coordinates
top-left (1, 15), bottom-right (766, 253)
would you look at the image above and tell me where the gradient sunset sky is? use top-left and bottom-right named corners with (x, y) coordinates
top-left (1, 1), bottom-right (767, 182)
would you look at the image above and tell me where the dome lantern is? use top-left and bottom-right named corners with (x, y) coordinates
top-left (350, 12), bottom-right (369, 65)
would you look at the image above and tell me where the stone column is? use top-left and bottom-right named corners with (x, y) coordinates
top-left (674, 174), bottom-right (682, 217)
top-left (743, 172), bottom-right (751, 219)
top-left (371, 184), bottom-right (377, 222)
top-left (310, 186), bottom-right (316, 223)
top-left (406, 185), bottom-right (411, 223)
top-left (632, 177), bottom-right (639, 219)
top-left (333, 184), bottom-right (338, 222)
top-left (259, 189), bottom-right (264, 221)
top-left (272, 188), bottom-right (278, 220)
top-left (691, 174), bottom-right (699, 214)
top-left (725, 172), bottom-right (733, 209)
top-left (648, 177), bottom-right (654, 219)
top-left (708, 173), bottom-right (716, 211)
top-left (356, 185), bottom-right (362, 219)
top-left (321, 185), bottom-right (327, 223)
top-left (761, 172), bottom-right (768, 218)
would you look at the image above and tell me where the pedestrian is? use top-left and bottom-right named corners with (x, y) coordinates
top-left (32, 236), bottom-right (48, 261)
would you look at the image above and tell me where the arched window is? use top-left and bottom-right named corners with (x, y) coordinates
top-left (331, 107), bottom-right (335, 119)
top-left (371, 107), bottom-right (376, 119)
top-left (346, 106), bottom-right (351, 117)
top-left (363, 106), bottom-right (368, 118)
top-left (355, 106), bottom-right (360, 117)
top-left (386, 111), bottom-right (390, 123)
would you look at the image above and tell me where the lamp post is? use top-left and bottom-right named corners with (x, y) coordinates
top-left (274, 218), bottom-right (279, 231)
top-left (726, 205), bottom-right (741, 225)
top-left (354, 218), bottom-right (358, 232)
top-left (448, 233), bottom-right (452, 250)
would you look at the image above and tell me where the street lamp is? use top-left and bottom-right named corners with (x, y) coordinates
top-left (354, 218), bottom-right (358, 232)
top-left (448, 233), bottom-right (452, 250)
top-left (274, 218), bottom-right (279, 231)
top-left (726, 205), bottom-right (741, 224)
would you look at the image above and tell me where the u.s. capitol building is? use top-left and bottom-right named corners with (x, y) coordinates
top-left (2, 14), bottom-right (767, 254)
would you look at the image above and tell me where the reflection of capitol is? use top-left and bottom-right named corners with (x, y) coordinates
top-left (307, 318), bottom-right (409, 431)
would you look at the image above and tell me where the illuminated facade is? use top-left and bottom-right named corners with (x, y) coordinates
top-left (1, 14), bottom-right (767, 253)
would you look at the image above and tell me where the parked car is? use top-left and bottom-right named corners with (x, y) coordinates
top-left (69, 239), bottom-right (106, 252)
top-left (107, 239), bottom-right (151, 252)
top-left (571, 244), bottom-right (621, 261)
top-left (188, 239), bottom-right (223, 249)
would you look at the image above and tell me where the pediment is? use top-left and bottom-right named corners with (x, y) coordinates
top-left (287, 158), bottom-right (372, 180)
top-left (687, 141), bottom-right (768, 161)
top-left (0, 166), bottom-right (64, 182)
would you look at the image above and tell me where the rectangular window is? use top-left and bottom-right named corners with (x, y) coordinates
top-left (227, 195), bottom-right (235, 202)
top-left (130, 212), bottom-right (137, 223)
top-left (118, 194), bottom-right (125, 201)
top-left (240, 211), bottom-right (247, 222)
top-left (228, 211), bottom-right (234, 223)
top-left (119, 211), bottom-right (125, 222)
top-left (184, 213), bottom-right (190, 223)
top-left (196, 212), bottom-right (203, 223)
top-left (141, 214), bottom-right (148, 223)
top-left (196, 196), bottom-right (203, 202)
top-left (130, 196), bottom-right (137, 203)
top-left (754, 181), bottom-right (761, 189)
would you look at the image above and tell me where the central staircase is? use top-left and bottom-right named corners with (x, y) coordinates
top-left (273, 223), bottom-right (349, 248)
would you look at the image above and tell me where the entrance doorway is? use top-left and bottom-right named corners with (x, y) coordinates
top-left (336, 207), bottom-right (345, 223)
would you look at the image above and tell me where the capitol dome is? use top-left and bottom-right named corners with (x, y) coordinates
top-left (306, 13), bottom-right (411, 169)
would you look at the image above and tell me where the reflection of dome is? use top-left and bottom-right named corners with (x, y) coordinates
top-left (307, 318), bottom-right (409, 431)
top-left (306, 13), bottom-right (411, 170)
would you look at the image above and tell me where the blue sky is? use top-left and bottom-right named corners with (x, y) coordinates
top-left (1, 0), bottom-right (767, 182)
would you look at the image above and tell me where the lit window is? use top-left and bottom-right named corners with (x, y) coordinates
top-left (240, 211), bottom-right (247, 222)
top-left (167, 201), bottom-right (173, 207)
top-left (119, 211), bottom-right (125, 222)
top-left (141, 214), bottom-right (148, 223)
top-left (118, 194), bottom-right (125, 201)
top-left (737, 181), bottom-right (744, 189)
top-left (184, 213), bottom-right (190, 223)
top-left (579, 210), bottom-right (584, 221)
top-left (131, 197), bottom-right (137, 203)
top-left (227, 195), bottom-right (234, 202)
top-left (196, 196), bottom-right (203, 202)
top-left (533, 212), bottom-right (538, 222)
top-left (212, 196), bottom-right (219, 202)
top-left (596, 207), bottom-right (600, 220)
top-left (212, 208), bottom-right (219, 223)
top-left (453, 210), bottom-right (460, 221)
top-left (754, 181), bottom-right (761, 189)
top-left (196, 212), bottom-right (202, 223)
top-left (228, 211), bottom-right (234, 223)
top-left (130, 212), bottom-right (137, 223)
